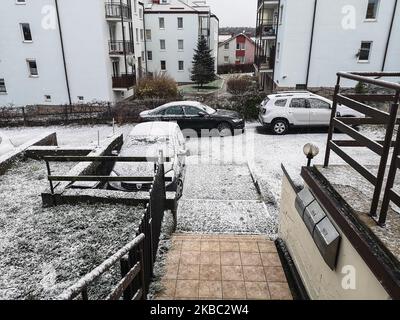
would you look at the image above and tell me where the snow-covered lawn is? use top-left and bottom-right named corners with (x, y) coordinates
top-left (0, 159), bottom-right (144, 300)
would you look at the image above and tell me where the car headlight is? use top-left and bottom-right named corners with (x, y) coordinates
top-left (232, 118), bottom-right (243, 123)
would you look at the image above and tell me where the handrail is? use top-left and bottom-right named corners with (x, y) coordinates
top-left (337, 71), bottom-right (400, 91)
top-left (58, 233), bottom-right (145, 300)
top-left (43, 156), bottom-right (172, 162)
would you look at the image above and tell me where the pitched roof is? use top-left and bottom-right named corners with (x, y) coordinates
top-left (218, 33), bottom-right (256, 48)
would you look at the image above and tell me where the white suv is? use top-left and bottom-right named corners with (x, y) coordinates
top-left (258, 91), bottom-right (362, 135)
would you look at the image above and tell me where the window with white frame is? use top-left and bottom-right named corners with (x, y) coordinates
top-left (178, 61), bottom-right (184, 71)
top-left (224, 43), bottom-right (229, 50)
top-left (279, 5), bottom-right (284, 24)
top-left (178, 39), bottom-right (184, 51)
top-left (358, 41), bottom-right (372, 62)
top-left (178, 17), bottom-right (183, 29)
top-left (20, 23), bottom-right (32, 41)
top-left (366, 0), bottom-right (379, 19)
top-left (0, 79), bottom-right (7, 93)
top-left (145, 29), bottom-right (152, 41)
top-left (135, 28), bottom-right (139, 43)
top-left (44, 95), bottom-right (52, 102)
top-left (147, 51), bottom-right (153, 61)
top-left (224, 56), bottom-right (229, 64)
top-left (139, 8), bottom-right (143, 19)
top-left (159, 17), bottom-right (165, 29)
top-left (236, 42), bottom-right (245, 50)
top-left (27, 59), bottom-right (38, 76)
top-left (140, 29), bottom-right (144, 41)
top-left (16, 0), bottom-right (26, 4)
top-left (161, 60), bottom-right (166, 71)
top-left (160, 39), bottom-right (166, 50)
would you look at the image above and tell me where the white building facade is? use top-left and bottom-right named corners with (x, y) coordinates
top-left (143, 0), bottom-right (218, 84)
top-left (0, 0), bottom-right (146, 107)
top-left (255, 0), bottom-right (400, 90)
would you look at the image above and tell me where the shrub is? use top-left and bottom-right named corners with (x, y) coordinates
top-left (227, 76), bottom-right (256, 95)
top-left (136, 73), bottom-right (179, 99)
top-left (217, 63), bottom-right (254, 75)
top-left (355, 81), bottom-right (367, 94)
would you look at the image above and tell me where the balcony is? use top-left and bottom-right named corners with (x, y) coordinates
top-left (255, 55), bottom-right (274, 72)
top-left (112, 74), bottom-right (136, 89)
top-left (105, 2), bottom-right (132, 21)
top-left (256, 20), bottom-right (277, 38)
top-left (109, 40), bottom-right (134, 55)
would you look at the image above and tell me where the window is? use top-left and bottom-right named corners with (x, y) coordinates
top-left (165, 106), bottom-right (184, 116)
top-left (178, 39), bottom-right (184, 50)
top-left (161, 60), bottom-right (166, 71)
top-left (145, 29), bottom-right (152, 41)
top-left (274, 99), bottom-right (287, 107)
top-left (44, 95), bottom-right (51, 102)
top-left (78, 96), bottom-right (84, 102)
top-left (133, 0), bottom-right (137, 13)
top-left (359, 41), bottom-right (372, 62)
top-left (236, 56), bottom-right (245, 64)
top-left (308, 98), bottom-right (330, 109)
top-left (178, 17), bottom-right (183, 29)
top-left (279, 5), bottom-right (284, 24)
top-left (16, 0), bottom-right (26, 4)
top-left (366, 0), bottom-right (379, 19)
top-left (184, 106), bottom-right (201, 116)
top-left (140, 29), bottom-right (144, 41)
top-left (135, 28), bottom-right (139, 43)
top-left (290, 98), bottom-right (308, 109)
top-left (224, 43), bottom-right (229, 50)
top-left (27, 59), bottom-right (38, 76)
top-left (20, 23), bottom-right (32, 41)
top-left (159, 17), bottom-right (165, 29)
top-left (236, 43), bottom-right (245, 50)
top-left (276, 42), bottom-right (281, 62)
top-left (0, 79), bottom-right (7, 93)
top-left (139, 8), bottom-right (143, 19)
top-left (147, 51), bottom-right (153, 61)
top-left (160, 39), bottom-right (166, 50)
top-left (224, 56), bottom-right (229, 64)
top-left (178, 60), bottom-right (184, 71)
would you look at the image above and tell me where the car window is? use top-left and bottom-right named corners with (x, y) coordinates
top-left (308, 98), bottom-right (331, 110)
top-left (165, 106), bottom-right (184, 116)
top-left (290, 98), bottom-right (308, 109)
top-left (152, 108), bottom-right (165, 115)
top-left (274, 99), bottom-right (287, 107)
top-left (184, 106), bottom-right (202, 116)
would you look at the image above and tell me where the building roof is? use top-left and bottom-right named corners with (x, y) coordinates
top-left (218, 33), bottom-right (256, 48)
top-left (144, 0), bottom-right (210, 13)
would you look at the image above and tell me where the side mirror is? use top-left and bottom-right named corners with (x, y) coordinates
top-left (198, 111), bottom-right (207, 117)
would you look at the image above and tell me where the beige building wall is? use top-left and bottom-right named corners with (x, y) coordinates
top-left (279, 175), bottom-right (390, 300)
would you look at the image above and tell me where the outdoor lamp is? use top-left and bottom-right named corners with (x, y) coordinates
top-left (303, 143), bottom-right (319, 167)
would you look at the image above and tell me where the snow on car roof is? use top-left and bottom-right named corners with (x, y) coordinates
top-left (129, 122), bottom-right (179, 137)
top-left (161, 101), bottom-right (203, 108)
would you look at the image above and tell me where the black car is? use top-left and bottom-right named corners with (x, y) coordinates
top-left (139, 101), bottom-right (245, 136)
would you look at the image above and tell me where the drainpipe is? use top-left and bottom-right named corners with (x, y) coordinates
top-left (120, 0), bottom-right (128, 77)
top-left (382, 0), bottom-right (398, 71)
top-left (306, 0), bottom-right (318, 88)
top-left (55, 0), bottom-right (72, 105)
top-left (141, 2), bottom-right (148, 76)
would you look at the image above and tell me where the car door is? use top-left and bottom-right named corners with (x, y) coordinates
top-left (308, 98), bottom-right (332, 125)
top-left (182, 106), bottom-right (205, 130)
top-left (288, 98), bottom-right (310, 125)
top-left (162, 106), bottom-right (185, 128)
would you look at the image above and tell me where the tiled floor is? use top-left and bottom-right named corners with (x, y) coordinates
top-left (156, 233), bottom-right (293, 300)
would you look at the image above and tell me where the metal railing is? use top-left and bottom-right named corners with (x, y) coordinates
top-left (256, 21), bottom-right (277, 37)
top-left (324, 71), bottom-right (400, 226)
top-left (105, 2), bottom-right (132, 20)
top-left (51, 153), bottom-right (169, 299)
top-left (109, 40), bottom-right (134, 55)
top-left (112, 74), bottom-right (136, 89)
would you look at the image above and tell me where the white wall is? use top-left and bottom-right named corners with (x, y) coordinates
top-left (218, 40), bottom-right (236, 65)
top-left (145, 13), bottom-right (200, 83)
top-left (275, 0), bottom-right (400, 88)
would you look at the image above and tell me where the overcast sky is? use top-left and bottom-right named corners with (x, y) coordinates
top-left (206, 0), bottom-right (257, 27)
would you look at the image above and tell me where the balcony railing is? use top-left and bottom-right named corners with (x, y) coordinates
top-left (105, 2), bottom-right (132, 20)
top-left (256, 21), bottom-right (277, 37)
top-left (112, 74), bottom-right (136, 89)
top-left (109, 40), bottom-right (134, 55)
top-left (255, 55), bottom-right (275, 70)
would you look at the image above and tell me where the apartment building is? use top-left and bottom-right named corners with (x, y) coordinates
top-left (218, 33), bottom-right (256, 66)
top-left (143, 0), bottom-right (218, 84)
top-left (255, 0), bottom-right (400, 91)
top-left (0, 0), bottom-right (146, 107)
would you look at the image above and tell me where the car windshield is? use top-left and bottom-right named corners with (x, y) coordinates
top-left (198, 104), bottom-right (216, 115)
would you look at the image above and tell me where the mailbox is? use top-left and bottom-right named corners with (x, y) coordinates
top-left (295, 188), bottom-right (315, 218)
top-left (313, 217), bottom-right (340, 270)
top-left (304, 201), bottom-right (326, 234)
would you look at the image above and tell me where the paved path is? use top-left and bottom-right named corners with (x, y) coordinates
top-left (156, 233), bottom-right (292, 300)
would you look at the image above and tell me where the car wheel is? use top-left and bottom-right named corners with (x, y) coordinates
top-left (272, 119), bottom-right (289, 135)
top-left (176, 179), bottom-right (184, 199)
top-left (217, 122), bottom-right (232, 137)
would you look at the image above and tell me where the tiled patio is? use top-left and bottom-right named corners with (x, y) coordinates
top-left (156, 233), bottom-right (293, 300)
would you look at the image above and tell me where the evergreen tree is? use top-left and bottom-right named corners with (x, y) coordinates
top-left (191, 37), bottom-right (217, 88)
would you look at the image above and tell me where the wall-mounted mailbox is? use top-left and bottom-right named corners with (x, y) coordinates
top-left (295, 188), bottom-right (315, 219)
top-left (313, 217), bottom-right (340, 270)
top-left (304, 201), bottom-right (326, 234)
top-left (294, 187), bottom-right (341, 270)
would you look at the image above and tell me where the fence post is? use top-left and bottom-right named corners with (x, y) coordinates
top-left (139, 240), bottom-right (147, 300)
top-left (324, 77), bottom-right (341, 167)
top-left (120, 255), bottom-right (133, 300)
top-left (22, 107), bottom-right (27, 126)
